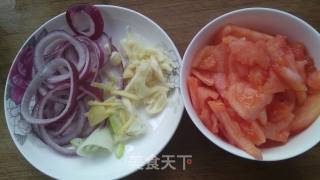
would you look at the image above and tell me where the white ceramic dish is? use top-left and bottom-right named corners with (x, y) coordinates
top-left (180, 7), bottom-right (320, 161)
top-left (4, 5), bottom-right (183, 179)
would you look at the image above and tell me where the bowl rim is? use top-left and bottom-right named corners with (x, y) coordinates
top-left (4, 4), bottom-right (183, 179)
top-left (180, 7), bottom-right (320, 161)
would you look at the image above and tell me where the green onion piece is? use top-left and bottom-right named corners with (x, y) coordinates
top-left (109, 113), bottom-right (122, 134)
top-left (115, 143), bottom-right (125, 158)
top-left (70, 138), bottom-right (84, 149)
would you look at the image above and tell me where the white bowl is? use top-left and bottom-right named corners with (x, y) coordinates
top-left (4, 5), bottom-right (184, 179)
top-left (180, 7), bottom-right (320, 161)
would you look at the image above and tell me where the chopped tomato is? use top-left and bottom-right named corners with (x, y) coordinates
top-left (191, 69), bottom-right (214, 86)
top-left (210, 113), bottom-right (219, 134)
top-left (257, 110), bottom-right (268, 126)
top-left (248, 67), bottom-right (267, 87)
top-left (267, 35), bottom-right (300, 70)
top-left (291, 93), bottom-right (320, 133)
top-left (224, 82), bottom-right (272, 121)
top-left (295, 60), bottom-right (307, 81)
top-left (197, 86), bottom-right (219, 109)
top-left (222, 35), bottom-right (240, 44)
top-left (263, 116), bottom-right (293, 143)
top-left (208, 100), bottom-right (262, 160)
top-left (239, 120), bottom-right (266, 146)
top-left (264, 91), bottom-right (295, 142)
top-left (273, 66), bottom-right (307, 92)
top-left (234, 62), bottom-right (250, 79)
top-left (218, 122), bottom-right (236, 145)
top-left (221, 24), bottom-right (273, 42)
top-left (307, 71), bottom-right (320, 91)
top-left (267, 92), bottom-right (295, 123)
top-left (192, 46), bottom-right (216, 70)
top-left (263, 70), bottom-right (286, 94)
top-left (229, 38), bottom-right (270, 69)
top-left (266, 35), bottom-right (307, 91)
top-left (289, 42), bottom-right (306, 60)
top-left (192, 44), bottom-right (228, 71)
top-left (187, 76), bottom-right (201, 113)
top-left (212, 73), bottom-right (228, 92)
top-left (305, 56), bottom-right (317, 74)
top-left (199, 104), bottom-right (212, 128)
top-left (295, 91), bottom-right (307, 105)
top-left (214, 44), bottom-right (229, 73)
top-left (199, 103), bottom-right (219, 134)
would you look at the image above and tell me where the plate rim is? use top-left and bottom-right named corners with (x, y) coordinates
top-left (3, 4), bottom-right (184, 179)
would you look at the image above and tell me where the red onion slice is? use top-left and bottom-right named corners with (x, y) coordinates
top-left (76, 36), bottom-right (99, 80)
top-left (48, 109), bottom-right (76, 137)
top-left (34, 31), bottom-right (88, 83)
top-left (21, 58), bottom-right (79, 124)
top-left (51, 103), bottom-right (87, 145)
top-left (95, 33), bottom-right (112, 66)
top-left (39, 125), bottom-right (76, 156)
top-left (80, 120), bottom-right (96, 138)
top-left (79, 83), bottom-right (103, 101)
top-left (66, 4), bottom-right (104, 40)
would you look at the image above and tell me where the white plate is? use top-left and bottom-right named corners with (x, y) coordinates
top-left (4, 5), bottom-right (183, 179)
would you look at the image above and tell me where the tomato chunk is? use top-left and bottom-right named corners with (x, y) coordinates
top-left (198, 86), bottom-right (219, 109)
top-left (289, 42), bottom-right (306, 60)
top-left (192, 44), bottom-right (227, 71)
top-left (224, 82), bottom-right (272, 121)
top-left (307, 71), bottom-right (320, 91)
top-left (221, 25), bottom-right (273, 42)
top-left (263, 70), bottom-right (286, 94)
top-left (191, 69), bottom-right (214, 86)
top-left (192, 46), bottom-right (216, 70)
top-left (208, 100), bottom-right (262, 160)
top-left (229, 38), bottom-right (270, 69)
top-left (267, 92), bottom-right (295, 123)
top-left (187, 76), bottom-right (201, 113)
top-left (239, 120), bottom-right (266, 146)
top-left (257, 110), bottom-right (268, 126)
top-left (291, 93), bottom-right (320, 133)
